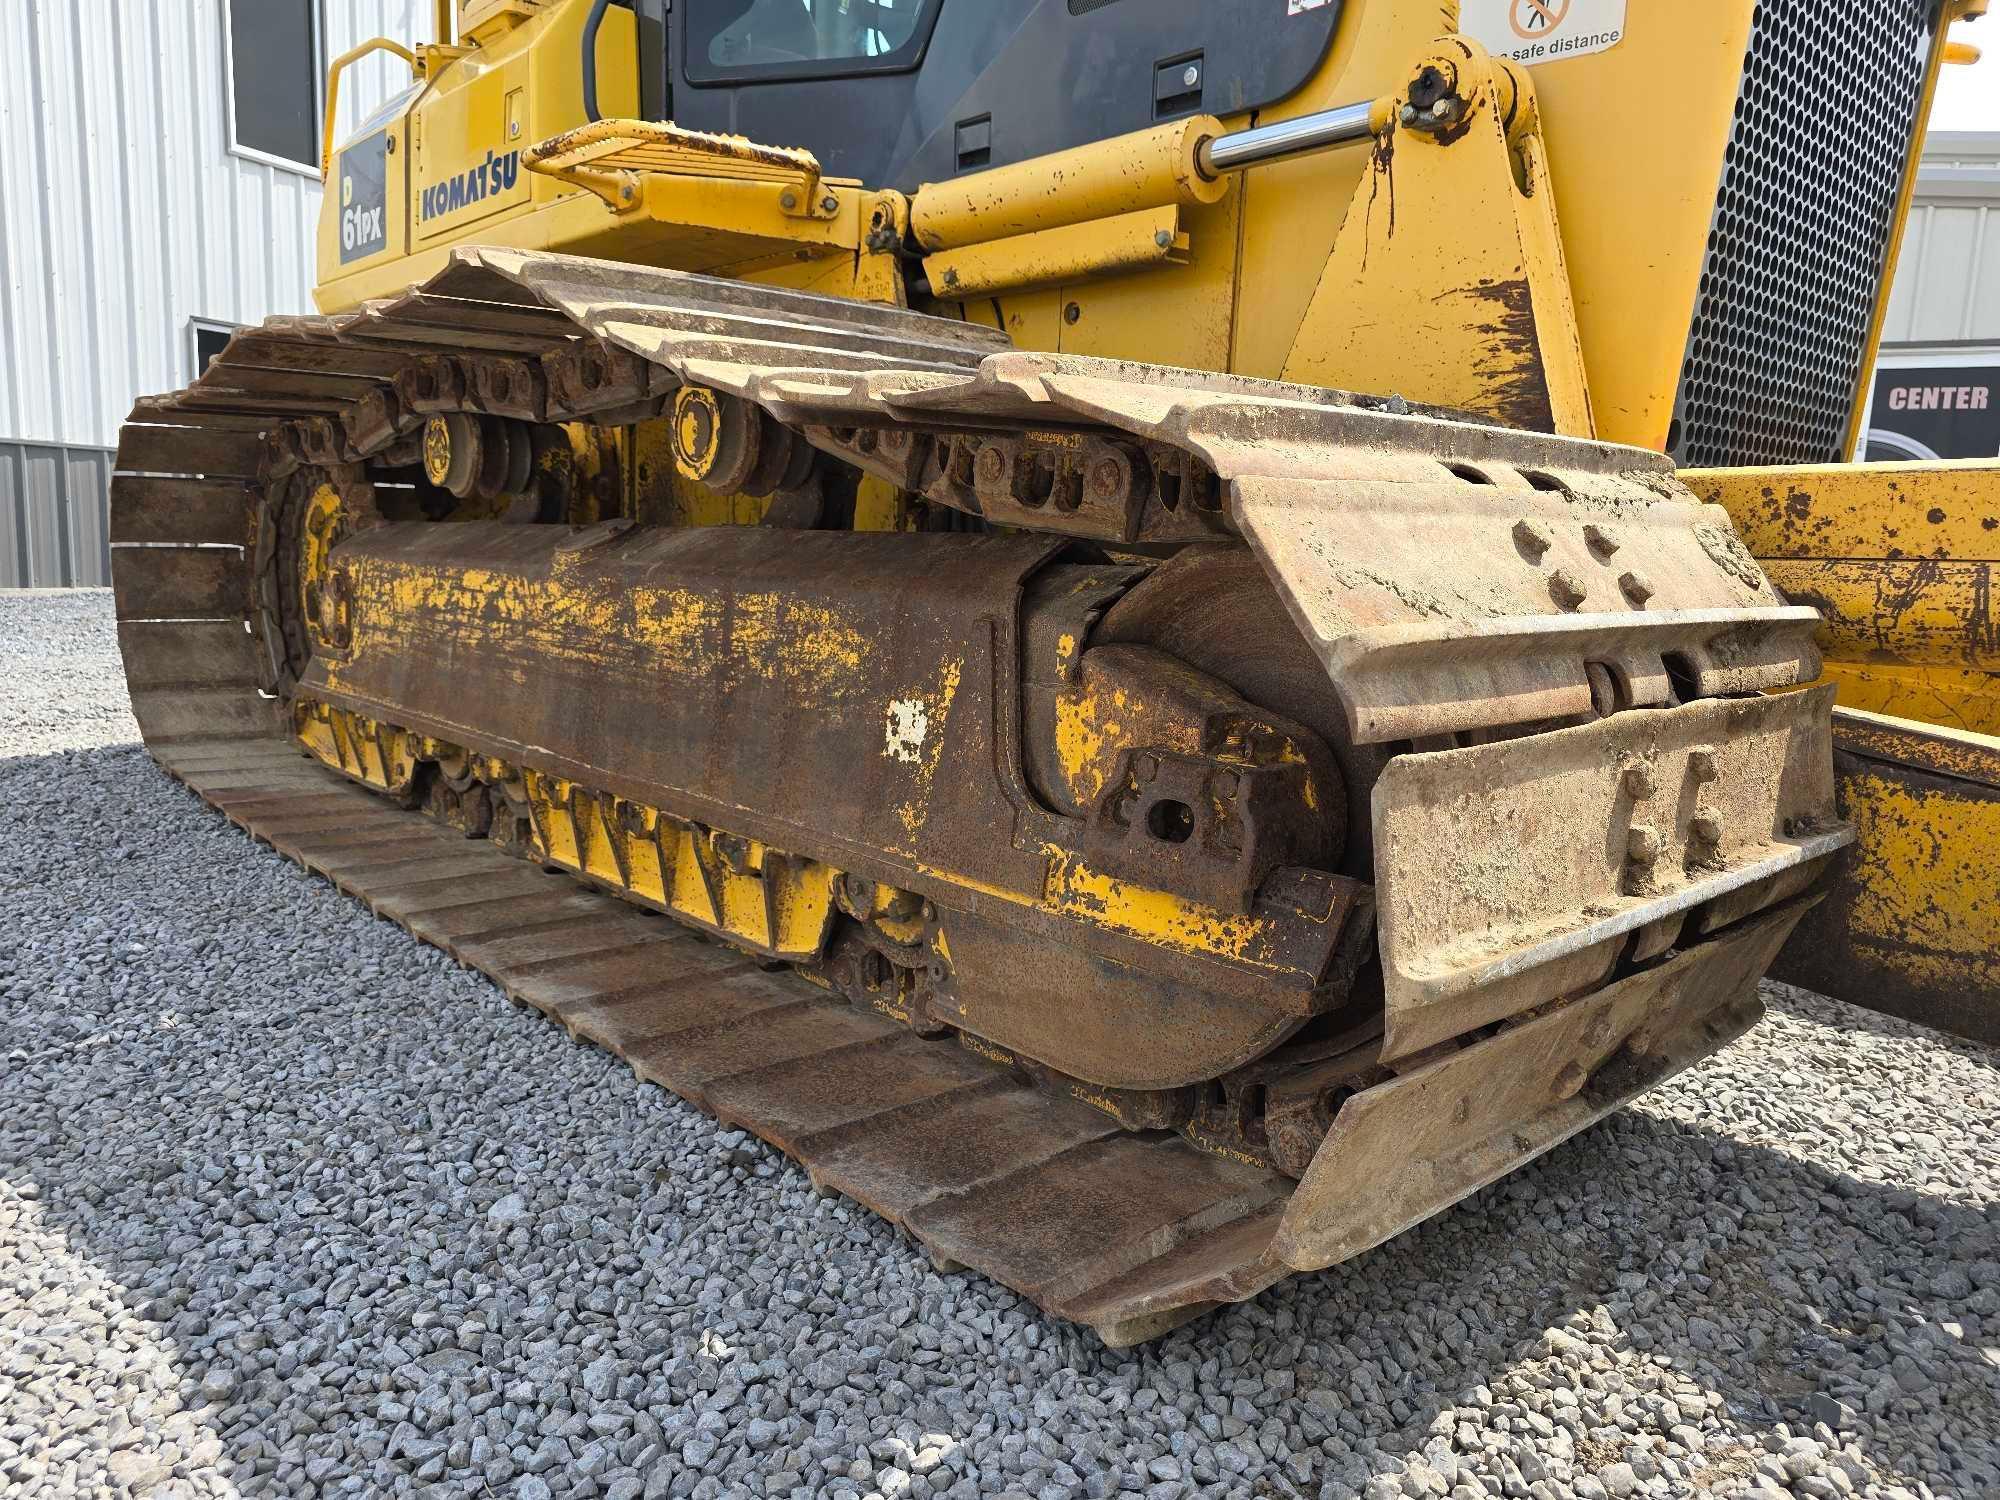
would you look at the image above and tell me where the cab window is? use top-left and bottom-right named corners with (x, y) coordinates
top-left (684, 0), bottom-right (941, 82)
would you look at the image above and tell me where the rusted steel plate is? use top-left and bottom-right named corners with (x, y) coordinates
top-left (212, 333), bottom-right (414, 381)
top-left (619, 999), bottom-right (896, 1099)
top-left (110, 478), bottom-right (255, 545)
top-left (702, 1030), bottom-right (998, 1146)
top-left (415, 890), bottom-right (646, 945)
top-left (115, 424), bottom-right (265, 477)
top-left (498, 940), bottom-right (763, 1012)
top-left (365, 865), bottom-right (568, 923)
top-left (545, 967), bottom-right (804, 1056)
top-left (126, 399), bottom-right (276, 433)
top-left (127, 688), bottom-right (282, 745)
top-left (116, 621), bottom-right (262, 689)
top-left (1065, 1207), bottom-right (1290, 1346)
top-left (451, 248), bottom-right (1009, 354)
top-left (1372, 686), bottom-right (1850, 1059)
top-left (1768, 708), bottom-right (2000, 1044)
top-left (910, 1134), bottom-right (1286, 1311)
top-left (292, 831), bottom-right (460, 870)
top-left (179, 769), bottom-right (343, 796)
top-left (321, 855), bottom-right (521, 901)
top-left (453, 918), bottom-right (678, 974)
top-left (801, 1083), bottom-right (1120, 1215)
top-left (1271, 901), bottom-right (1798, 1272)
top-left (111, 548), bottom-right (248, 621)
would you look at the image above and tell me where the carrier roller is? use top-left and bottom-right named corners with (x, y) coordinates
top-left (112, 250), bottom-right (1850, 1341)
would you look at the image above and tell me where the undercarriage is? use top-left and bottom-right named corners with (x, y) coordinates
top-left (112, 250), bottom-right (1850, 1341)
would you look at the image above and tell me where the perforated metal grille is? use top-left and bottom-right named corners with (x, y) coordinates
top-left (1669, 0), bottom-right (1934, 469)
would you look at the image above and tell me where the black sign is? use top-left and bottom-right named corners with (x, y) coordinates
top-left (337, 131), bottom-right (390, 265)
top-left (1866, 363), bottom-right (2000, 461)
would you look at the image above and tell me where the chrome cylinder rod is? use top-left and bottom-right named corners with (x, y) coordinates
top-left (1195, 101), bottom-right (1375, 178)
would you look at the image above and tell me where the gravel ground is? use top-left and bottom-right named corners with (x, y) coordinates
top-left (3, 588), bottom-right (1997, 1500)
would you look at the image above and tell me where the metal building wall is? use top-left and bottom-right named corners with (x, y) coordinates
top-left (0, 0), bottom-right (431, 586)
top-left (1879, 132), bottom-right (2000, 347)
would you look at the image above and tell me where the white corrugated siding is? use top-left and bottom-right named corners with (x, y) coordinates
top-left (1879, 131), bottom-right (2000, 347)
top-left (0, 0), bottom-right (431, 456)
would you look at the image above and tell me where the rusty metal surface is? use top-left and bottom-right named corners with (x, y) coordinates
top-left (1766, 708), bottom-right (2000, 1044)
top-left (303, 518), bottom-right (1363, 1091)
top-left (1372, 686), bottom-right (1851, 1060)
top-left (103, 249), bottom-right (1849, 1341)
top-left (1271, 898), bottom-right (1799, 1271)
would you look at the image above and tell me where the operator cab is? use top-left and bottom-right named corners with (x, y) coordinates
top-left (631, 0), bottom-right (1344, 190)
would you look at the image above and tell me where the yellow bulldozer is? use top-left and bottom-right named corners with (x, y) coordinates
top-left (110, 0), bottom-right (1991, 1342)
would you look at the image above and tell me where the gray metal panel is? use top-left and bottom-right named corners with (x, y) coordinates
top-left (1881, 132), bottom-right (2000, 347)
top-left (0, 440), bottom-right (114, 588)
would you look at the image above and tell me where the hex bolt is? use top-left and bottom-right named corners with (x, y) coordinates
top-left (1154, 229), bottom-right (1173, 249)
top-left (1584, 523), bottom-right (1621, 558)
top-left (920, 900), bottom-right (937, 922)
top-left (1690, 811), bottom-right (1724, 846)
top-left (1399, 103), bottom-right (1419, 126)
top-left (780, 190), bottom-right (798, 211)
top-left (1548, 569), bottom-right (1587, 612)
top-left (1431, 98), bottom-right (1455, 120)
top-left (1619, 570), bottom-right (1655, 606)
top-left (821, 195), bottom-right (839, 214)
top-left (1552, 1062), bottom-right (1590, 1101)
top-left (1512, 518), bottom-right (1552, 558)
top-left (1182, 64), bottom-right (1200, 88)
top-left (1688, 747), bottom-right (1721, 784)
top-left (1627, 824), bottom-right (1663, 867)
top-left (1621, 761), bottom-right (1656, 800)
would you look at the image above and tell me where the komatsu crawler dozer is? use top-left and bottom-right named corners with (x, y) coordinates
top-left (109, 0), bottom-right (1977, 1340)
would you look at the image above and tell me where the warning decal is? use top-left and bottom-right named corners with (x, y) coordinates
top-left (1460, 0), bottom-right (1628, 65)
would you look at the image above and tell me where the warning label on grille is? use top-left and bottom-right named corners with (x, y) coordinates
top-left (1460, 0), bottom-right (1627, 65)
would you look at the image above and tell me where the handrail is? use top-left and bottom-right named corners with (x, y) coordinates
top-left (321, 38), bottom-right (420, 180)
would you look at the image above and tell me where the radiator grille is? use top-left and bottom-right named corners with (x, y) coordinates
top-left (1669, 0), bottom-right (1934, 469)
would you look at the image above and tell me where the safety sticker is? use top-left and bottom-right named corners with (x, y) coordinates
top-left (1460, 0), bottom-right (1628, 65)
top-left (1287, 0), bottom-right (1334, 15)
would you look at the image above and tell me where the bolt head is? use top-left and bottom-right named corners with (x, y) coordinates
top-left (1431, 98), bottom-right (1454, 119)
top-left (1548, 569), bottom-right (1587, 612)
top-left (1627, 825), bottom-right (1662, 864)
top-left (1512, 518), bottom-right (1553, 558)
top-left (1399, 103), bottom-right (1419, 126)
top-left (780, 190), bottom-right (798, 210)
top-left (1183, 65), bottom-right (1200, 88)
top-left (821, 195), bottom-right (839, 213)
top-left (1691, 812), bottom-right (1725, 845)
top-left (1688, 747), bottom-right (1721, 784)
top-left (1619, 570), bottom-right (1655, 606)
top-left (1621, 762), bottom-right (1656, 800)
